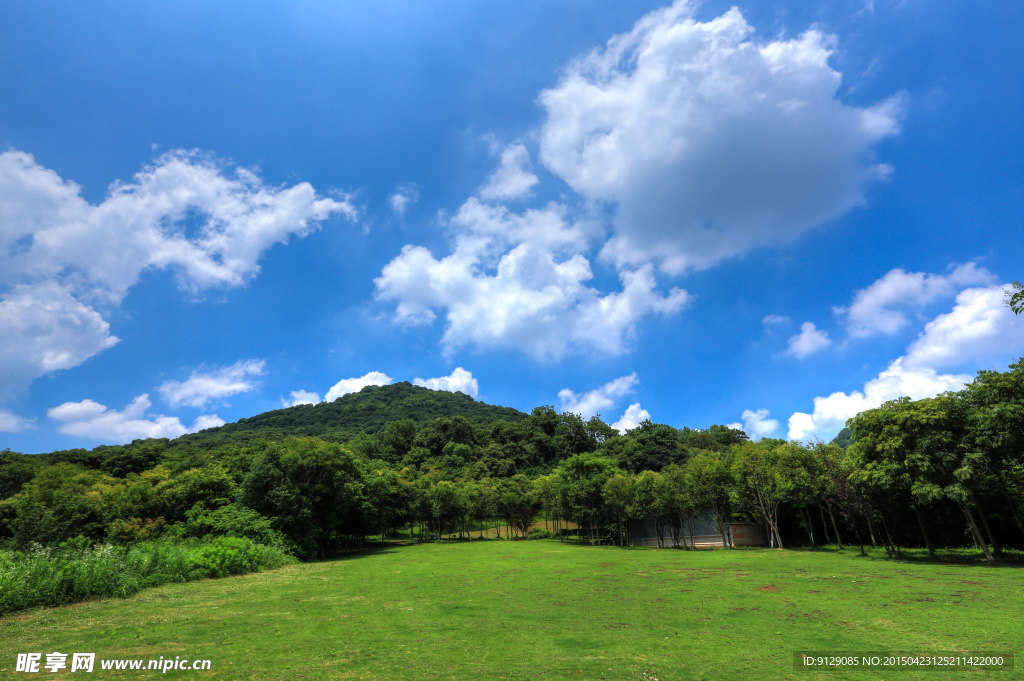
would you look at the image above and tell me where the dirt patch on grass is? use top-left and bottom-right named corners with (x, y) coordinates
top-left (759, 585), bottom-right (780, 591)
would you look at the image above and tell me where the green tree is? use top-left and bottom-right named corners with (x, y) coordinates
top-left (606, 420), bottom-right (687, 473)
top-left (425, 480), bottom-right (465, 538)
top-left (848, 399), bottom-right (936, 556)
top-left (379, 419), bottom-right (418, 464)
top-left (632, 470), bottom-right (668, 547)
top-left (2, 464), bottom-right (113, 546)
top-left (661, 464), bottom-right (696, 548)
top-left (960, 359), bottom-right (1024, 540)
top-left (0, 449), bottom-right (41, 500)
top-left (240, 438), bottom-right (365, 559)
top-left (102, 439), bottom-right (167, 477)
top-left (362, 463), bottom-right (412, 541)
top-left (683, 450), bottom-right (735, 547)
top-left (496, 474), bottom-right (542, 538)
top-left (851, 395), bottom-right (997, 563)
top-left (602, 473), bottom-right (635, 547)
top-left (732, 442), bottom-right (797, 549)
top-left (555, 453), bottom-right (621, 544)
top-left (158, 465), bottom-right (239, 523)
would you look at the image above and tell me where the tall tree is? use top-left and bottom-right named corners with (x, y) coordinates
top-left (496, 474), bottom-right (542, 538)
top-left (848, 400), bottom-right (936, 556)
top-left (555, 453), bottom-right (621, 544)
top-left (960, 359), bottom-right (1024, 540)
top-left (852, 395), bottom-right (997, 563)
top-left (602, 473), bottom-right (635, 547)
top-left (731, 442), bottom-right (797, 549)
top-left (683, 450), bottom-right (736, 548)
top-left (240, 438), bottom-right (365, 559)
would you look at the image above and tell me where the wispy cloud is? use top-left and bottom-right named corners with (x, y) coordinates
top-left (158, 360), bottom-right (265, 409)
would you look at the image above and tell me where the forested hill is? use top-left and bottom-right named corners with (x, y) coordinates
top-left (174, 382), bottom-right (529, 448)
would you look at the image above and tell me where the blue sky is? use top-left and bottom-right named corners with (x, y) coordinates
top-left (2, 0), bottom-right (1022, 453)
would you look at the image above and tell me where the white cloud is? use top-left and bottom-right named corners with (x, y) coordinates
top-left (0, 281), bottom-right (119, 399)
top-left (479, 142), bottom-right (539, 201)
top-left (413, 367), bottom-right (479, 398)
top-left (158, 360), bottom-right (265, 409)
top-left (762, 314), bottom-right (790, 325)
top-left (612, 403), bottom-right (651, 433)
top-left (836, 262), bottom-right (995, 338)
top-left (730, 409), bottom-right (779, 439)
top-left (786, 322), bottom-right (831, 359)
top-left (903, 284), bottom-right (1024, 370)
top-left (0, 409), bottom-right (35, 433)
top-left (1, 149), bottom-right (356, 302)
top-left (388, 183), bottom-right (419, 215)
top-left (558, 373), bottom-right (638, 419)
top-left (47, 394), bottom-right (220, 442)
top-left (284, 389), bottom-right (321, 407)
top-left (191, 414), bottom-right (226, 431)
top-left (538, 1), bottom-right (903, 274)
top-left (0, 149), bottom-right (354, 398)
top-left (787, 357), bottom-right (971, 441)
top-left (786, 279), bottom-right (1024, 442)
top-left (376, 212), bottom-right (690, 360)
top-left (324, 371), bottom-right (393, 402)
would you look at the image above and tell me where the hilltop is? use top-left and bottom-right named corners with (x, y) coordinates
top-left (172, 381), bottom-right (529, 448)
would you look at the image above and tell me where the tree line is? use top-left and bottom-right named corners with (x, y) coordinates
top-left (1, 358), bottom-right (1020, 561)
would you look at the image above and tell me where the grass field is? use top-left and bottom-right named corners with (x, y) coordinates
top-left (1, 540), bottom-right (1020, 680)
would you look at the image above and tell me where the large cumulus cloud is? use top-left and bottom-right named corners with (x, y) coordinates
top-left (538, 0), bottom-right (903, 274)
top-left (0, 150), bottom-right (355, 398)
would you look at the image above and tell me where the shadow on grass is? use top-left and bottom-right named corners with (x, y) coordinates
top-left (788, 544), bottom-right (1024, 567)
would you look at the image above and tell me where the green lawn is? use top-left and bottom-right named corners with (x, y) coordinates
top-left (1, 541), bottom-right (1020, 680)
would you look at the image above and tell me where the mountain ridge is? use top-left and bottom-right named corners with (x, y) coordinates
top-left (172, 381), bottom-right (530, 448)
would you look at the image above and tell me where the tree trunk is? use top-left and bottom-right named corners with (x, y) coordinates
top-left (975, 504), bottom-right (1003, 558)
top-left (955, 499), bottom-right (996, 564)
top-left (879, 512), bottom-right (898, 558)
top-left (826, 505), bottom-right (844, 549)
top-left (819, 506), bottom-right (833, 545)
top-left (771, 513), bottom-right (783, 549)
top-left (994, 470), bottom-right (1024, 539)
top-left (909, 500), bottom-right (934, 557)
top-left (801, 507), bottom-right (816, 547)
top-left (721, 510), bottom-right (733, 548)
top-left (866, 515), bottom-right (878, 547)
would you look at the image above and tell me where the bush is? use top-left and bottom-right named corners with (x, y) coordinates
top-left (107, 517), bottom-right (167, 544)
top-left (190, 536), bottom-right (291, 578)
top-left (527, 527), bottom-right (552, 540)
top-left (175, 505), bottom-right (290, 551)
top-left (0, 536), bottom-right (294, 616)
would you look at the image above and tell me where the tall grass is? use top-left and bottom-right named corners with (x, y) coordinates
top-left (0, 537), bottom-right (295, 616)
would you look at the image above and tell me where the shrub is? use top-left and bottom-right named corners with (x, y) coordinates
top-left (190, 536), bottom-right (291, 578)
top-left (176, 505), bottom-right (289, 551)
top-left (107, 517), bottom-right (167, 544)
top-left (527, 527), bottom-right (552, 540)
top-left (0, 536), bottom-right (294, 616)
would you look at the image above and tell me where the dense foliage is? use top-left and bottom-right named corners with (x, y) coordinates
top-left (2, 360), bottom-right (1022, 576)
top-left (174, 382), bottom-right (529, 448)
top-left (0, 536), bottom-right (294, 616)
